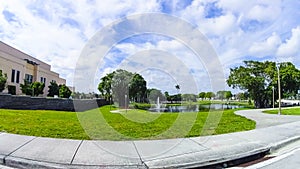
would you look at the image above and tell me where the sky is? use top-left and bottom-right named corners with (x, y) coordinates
top-left (1, 0), bottom-right (300, 94)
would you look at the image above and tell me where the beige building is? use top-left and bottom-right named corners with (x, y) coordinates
top-left (0, 41), bottom-right (66, 96)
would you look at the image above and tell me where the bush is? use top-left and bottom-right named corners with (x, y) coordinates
top-left (59, 84), bottom-right (72, 98)
top-left (7, 85), bottom-right (16, 95)
top-left (0, 71), bottom-right (7, 92)
top-left (131, 103), bottom-right (151, 110)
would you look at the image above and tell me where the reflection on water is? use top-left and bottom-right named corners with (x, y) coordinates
top-left (149, 104), bottom-right (244, 113)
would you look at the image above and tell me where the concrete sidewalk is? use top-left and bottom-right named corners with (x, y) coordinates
top-left (235, 108), bottom-right (300, 128)
top-left (0, 109), bottom-right (300, 169)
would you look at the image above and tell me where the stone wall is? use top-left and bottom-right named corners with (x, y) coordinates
top-left (0, 94), bottom-right (108, 111)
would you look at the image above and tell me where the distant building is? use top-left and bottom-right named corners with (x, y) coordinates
top-left (0, 41), bottom-right (66, 96)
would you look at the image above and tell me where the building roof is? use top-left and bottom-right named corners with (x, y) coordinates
top-left (0, 41), bottom-right (51, 70)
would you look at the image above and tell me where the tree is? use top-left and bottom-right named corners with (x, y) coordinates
top-left (20, 80), bottom-right (45, 96)
top-left (216, 91), bottom-right (226, 100)
top-left (147, 88), bottom-right (165, 103)
top-left (129, 73), bottom-right (147, 102)
top-left (235, 92), bottom-right (248, 101)
top-left (0, 70), bottom-right (7, 92)
top-left (20, 80), bottom-right (33, 95)
top-left (182, 94), bottom-right (197, 102)
top-left (227, 61), bottom-right (275, 108)
top-left (224, 91), bottom-right (233, 101)
top-left (205, 92), bottom-right (215, 100)
top-left (98, 69), bottom-right (148, 104)
top-left (279, 62), bottom-right (300, 98)
top-left (31, 82), bottom-right (45, 96)
top-left (164, 91), bottom-right (170, 101)
top-left (227, 61), bottom-right (300, 108)
top-left (175, 84), bottom-right (180, 93)
top-left (199, 92), bottom-right (206, 100)
top-left (48, 81), bottom-right (59, 97)
top-left (217, 91), bottom-right (233, 101)
top-left (111, 69), bottom-right (133, 108)
top-left (98, 71), bottom-right (115, 101)
top-left (59, 84), bottom-right (72, 98)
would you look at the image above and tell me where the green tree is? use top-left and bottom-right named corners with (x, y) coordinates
top-left (216, 91), bottom-right (226, 100)
top-left (0, 70), bottom-right (7, 92)
top-left (20, 80), bottom-right (33, 95)
top-left (175, 84), bottom-right (180, 93)
top-left (48, 81), bottom-right (59, 97)
top-left (20, 81), bottom-right (44, 96)
top-left (227, 61), bottom-right (300, 108)
top-left (59, 84), bottom-right (72, 98)
top-left (205, 92), bottom-right (215, 100)
top-left (129, 73), bottom-right (147, 102)
top-left (279, 62), bottom-right (300, 98)
top-left (147, 88), bottom-right (165, 103)
top-left (182, 94), bottom-right (197, 102)
top-left (98, 71), bottom-right (115, 101)
top-left (164, 91), bottom-right (170, 101)
top-left (198, 92), bottom-right (206, 100)
top-left (227, 61), bottom-right (275, 108)
top-left (31, 82), bottom-right (45, 96)
top-left (98, 69), bottom-right (148, 104)
top-left (225, 91), bottom-right (233, 101)
top-left (111, 69), bottom-right (133, 108)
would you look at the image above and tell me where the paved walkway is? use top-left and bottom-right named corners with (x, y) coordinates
top-left (0, 109), bottom-right (300, 169)
top-left (235, 107), bottom-right (300, 128)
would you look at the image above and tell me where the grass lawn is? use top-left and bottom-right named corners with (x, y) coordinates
top-left (264, 108), bottom-right (300, 115)
top-left (0, 106), bottom-right (255, 140)
top-left (0, 109), bottom-right (90, 140)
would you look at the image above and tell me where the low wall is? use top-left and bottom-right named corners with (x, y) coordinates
top-left (0, 94), bottom-right (108, 111)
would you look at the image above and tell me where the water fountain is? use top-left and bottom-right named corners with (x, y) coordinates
top-left (156, 97), bottom-right (160, 109)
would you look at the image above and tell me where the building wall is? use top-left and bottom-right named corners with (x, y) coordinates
top-left (0, 94), bottom-right (108, 112)
top-left (0, 41), bottom-right (66, 96)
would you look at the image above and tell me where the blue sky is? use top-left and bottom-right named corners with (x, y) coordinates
top-left (1, 0), bottom-right (300, 94)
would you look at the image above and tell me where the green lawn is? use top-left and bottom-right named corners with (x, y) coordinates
top-left (0, 109), bottom-right (90, 139)
top-left (0, 106), bottom-right (255, 140)
top-left (264, 108), bottom-right (300, 115)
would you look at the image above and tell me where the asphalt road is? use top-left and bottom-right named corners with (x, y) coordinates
top-left (244, 139), bottom-right (300, 169)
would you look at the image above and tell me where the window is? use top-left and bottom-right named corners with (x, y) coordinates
top-left (11, 69), bottom-right (15, 82)
top-left (51, 80), bottom-right (56, 83)
top-left (40, 77), bottom-right (46, 84)
top-left (25, 74), bottom-right (33, 83)
top-left (16, 71), bottom-right (20, 83)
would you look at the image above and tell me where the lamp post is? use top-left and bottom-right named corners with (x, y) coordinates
top-left (277, 63), bottom-right (281, 115)
top-left (125, 94), bottom-right (127, 113)
top-left (272, 86), bottom-right (275, 108)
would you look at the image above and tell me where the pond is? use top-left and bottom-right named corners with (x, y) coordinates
top-left (149, 104), bottom-right (244, 113)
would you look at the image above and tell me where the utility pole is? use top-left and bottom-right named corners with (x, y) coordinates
top-left (277, 63), bottom-right (281, 115)
top-left (272, 86), bottom-right (275, 108)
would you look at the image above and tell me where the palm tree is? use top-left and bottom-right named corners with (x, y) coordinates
top-left (175, 84), bottom-right (181, 103)
top-left (175, 84), bottom-right (180, 93)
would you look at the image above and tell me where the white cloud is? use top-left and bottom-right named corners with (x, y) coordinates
top-left (249, 32), bottom-right (281, 57)
top-left (247, 4), bottom-right (281, 22)
top-left (277, 26), bottom-right (300, 58)
top-left (202, 13), bottom-right (237, 36)
top-left (0, 0), bottom-right (161, 88)
top-left (1, 0), bottom-right (300, 93)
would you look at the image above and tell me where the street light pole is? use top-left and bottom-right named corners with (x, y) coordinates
top-left (272, 86), bottom-right (275, 108)
top-left (125, 94), bottom-right (127, 113)
top-left (277, 64), bottom-right (281, 115)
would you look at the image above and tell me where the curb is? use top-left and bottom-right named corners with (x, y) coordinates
top-left (269, 135), bottom-right (300, 153)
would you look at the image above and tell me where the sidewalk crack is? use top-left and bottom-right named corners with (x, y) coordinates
top-left (133, 141), bottom-right (148, 169)
top-left (70, 140), bottom-right (83, 164)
